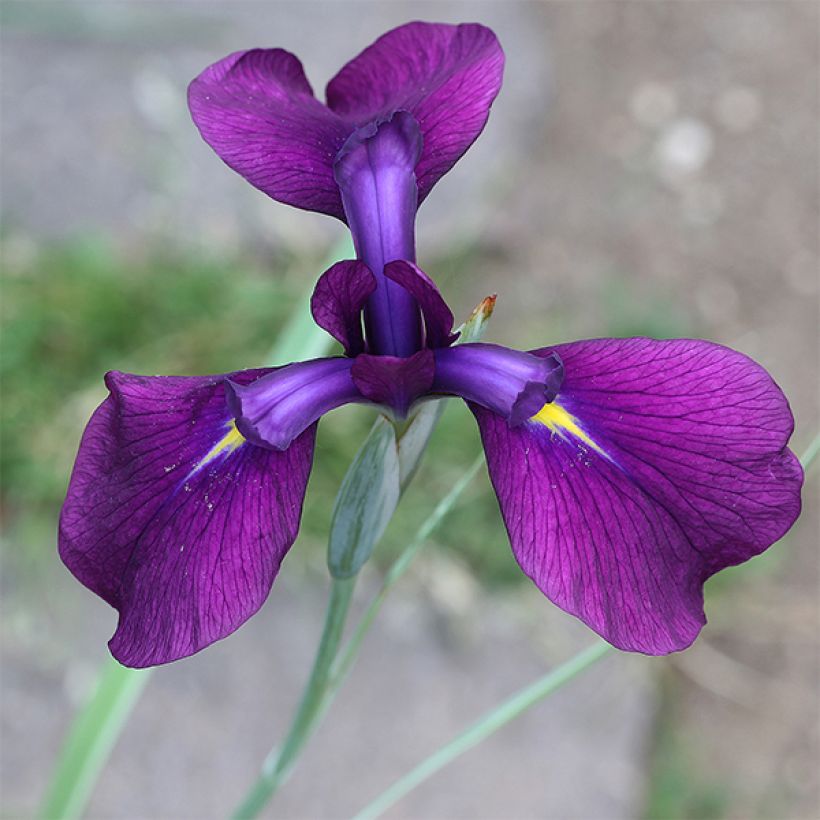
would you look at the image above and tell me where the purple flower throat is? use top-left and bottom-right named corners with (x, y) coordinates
top-left (336, 112), bottom-right (422, 357)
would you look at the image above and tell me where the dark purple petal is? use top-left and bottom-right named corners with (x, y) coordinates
top-left (471, 338), bottom-right (803, 655)
top-left (434, 343), bottom-right (563, 424)
top-left (326, 22), bottom-right (504, 204)
top-left (384, 260), bottom-right (457, 349)
top-left (188, 49), bottom-right (350, 218)
top-left (351, 350), bottom-right (435, 418)
top-left (227, 357), bottom-right (362, 451)
top-left (334, 112), bottom-right (423, 357)
top-left (310, 260), bottom-right (376, 356)
top-left (59, 369), bottom-right (316, 667)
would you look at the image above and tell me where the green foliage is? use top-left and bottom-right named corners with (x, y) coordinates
top-left (39, 659), bottom-right (151, 820)
top-left (2, 236), bottom-right (306, 507)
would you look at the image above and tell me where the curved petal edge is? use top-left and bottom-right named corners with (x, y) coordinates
top-left (58, 369), bottom-right (317, 667)
top-left (471, 337), bottom-right (803, 654)
top-left (188, 48), bottom-right (350, 218)
top-left (326, 21), bottom-right (505, 204)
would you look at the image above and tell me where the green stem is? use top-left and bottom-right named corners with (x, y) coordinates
top-left (39, 659), bottom-right (151, 820)
top-left (329, 453), bottom-right (485, 692)
top-left (232, 576), bottom-right (356, 819)
top-left (352, 641), bottom-right (612, 820)
top-left (232, 454), bottom-right (486, 817)
top-left (350, 434), bottom-right (820, 819)
top-left (800, 430), bottom-right (820, 472)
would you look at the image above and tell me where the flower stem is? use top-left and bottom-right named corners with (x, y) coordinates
top-left (232, 453), bottom-right (486, 817)
top-left (352, 641), bottom-right (612, 820)
top-left (39, 659), bottom-right (151, 820)
top-left (328, 453), bottom-right (486, 693)
top-left (800, 430), bottom-right (820, 472)
top-left (232, 575), bottom-right (356, 819)
top-left (349, 433), bottom-right (820, 820)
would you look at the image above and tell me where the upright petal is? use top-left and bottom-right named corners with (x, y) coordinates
top-left (59, 369), bottom-right (316, 667)
top-left (188, 49), bottom-right (350, 218)
top-left (384, 260), bottom-right (458, 349)
top-left (333, 113), bottom-right (424, 356)
top-left (471, 338), bottom-right (803, 654)
top-left (325, 22), bottom-right (505, 204)
top-left (310, 260), bottom-right (376, 356)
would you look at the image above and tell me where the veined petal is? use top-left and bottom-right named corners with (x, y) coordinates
top-left (59, 369), bottom-right (316, 667)
top-left (188, 49), bottom-right (350, 218)
top-left (384, 260), bottom-right (457, 349)
top-left (310, 260), bottom-right (376, 356)
top-left (325, 21), bottom-right (505, 205)
top-left (471, 338), bottom-right (803, 655)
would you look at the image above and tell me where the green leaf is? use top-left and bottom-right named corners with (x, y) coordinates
top-left (327, 417), bottom-right (401, 578)
top-left (266, 235), bottom-right (354, 367)
top-left (352, 641), bottom-right (612, 819)
top-left (40, 658), bottom-right (151, 820)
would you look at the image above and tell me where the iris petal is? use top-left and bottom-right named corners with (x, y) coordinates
top-left (470, 337), bottom-right (803, 654)
top-left (226, 358), bottom-right (362, 450)
top-left (333, 113), bottom-right (423, 356)
top-left (384, 260), bottom-right (458, 349)
top-left (59, 369), bottom-right (316, 667)
top-left (188, 48), bottom-right (350, 218)
top-left (433, 342), bottom-right (563, 425)
top-left (310, 260), bottom-right (376, 356)
top-left (188, 23), bottom-right (504, 220)
top-left (326, 21), bottom-right (505, 205)
top-left (350, 350), bottom-right (435, 418)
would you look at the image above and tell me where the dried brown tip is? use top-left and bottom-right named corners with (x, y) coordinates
top-left (471, 294), bottom-right (497, 321)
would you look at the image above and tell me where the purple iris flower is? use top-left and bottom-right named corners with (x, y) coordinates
top-left (60, 22), bottom-right (803, 668)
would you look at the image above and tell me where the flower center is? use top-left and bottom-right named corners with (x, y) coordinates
top-left (334, 112), bottom-right (424, 358)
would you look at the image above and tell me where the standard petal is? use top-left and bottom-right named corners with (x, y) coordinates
top-left (384, 260), bottom-right (457, 349)
top-left (59, 369), bottom-right (316, 667)
top-left (325, 22), bottom-right (505, 204)
top-left (471, 337), bottom-right (803, 655)
top-left (188, 49), bottom-right (350, 218)
top-left (310, 260), bottom-right (376, 355)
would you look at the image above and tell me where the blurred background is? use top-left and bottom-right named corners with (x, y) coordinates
top-left (1, 2), bottom-right (817, 818)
